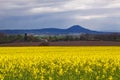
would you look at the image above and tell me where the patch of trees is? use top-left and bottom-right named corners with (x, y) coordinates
top-left (47, 33), bottom-right (120, 42)
top-left (94, 33), bottom-right (120, 41)
top-left (0, 33), bottom-right (41, 44)
top-left (0, 32), bottom-right (120, 44)
top-left (0, 33), bottom-right (23, 44)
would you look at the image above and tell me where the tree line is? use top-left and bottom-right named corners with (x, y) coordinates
top-left (0, 33), bottom-right (40, 44)
top-left (0, 32), bottom-right (120, 44)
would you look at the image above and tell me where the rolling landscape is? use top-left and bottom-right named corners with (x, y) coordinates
top-left (0, 0), bottom-right (120, 80)
top-left (0, 25), bottom-right (106, 35)
top-left (0, 25), bottom-right (120, 46)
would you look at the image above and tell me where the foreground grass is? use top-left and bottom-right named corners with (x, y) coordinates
top-left (0, 46), bottom-right (120, 80)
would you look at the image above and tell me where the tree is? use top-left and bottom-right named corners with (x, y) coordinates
top-left (24, 33), bottom-right (28, 41)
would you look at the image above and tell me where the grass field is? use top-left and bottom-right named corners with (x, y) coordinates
top-left (0, 46), bottom-right (120, 80)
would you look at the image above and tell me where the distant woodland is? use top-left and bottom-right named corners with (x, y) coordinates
top-left (0, 32), bottom-right (120, 45)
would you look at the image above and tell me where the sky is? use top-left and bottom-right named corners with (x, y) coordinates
top-left (0, 0), bottom-right (120, 32)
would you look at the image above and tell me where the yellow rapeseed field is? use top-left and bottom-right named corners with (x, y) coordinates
top-left (0, 46), bottom-right (120, 80)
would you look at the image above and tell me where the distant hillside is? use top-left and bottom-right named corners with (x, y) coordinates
top-left (0, 25), bottom-right (112, 35)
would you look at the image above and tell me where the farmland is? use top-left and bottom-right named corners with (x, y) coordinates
top-left (1, 41), bottom-right (120, 46)
top-left (0, 46), bottom-right (120, 80)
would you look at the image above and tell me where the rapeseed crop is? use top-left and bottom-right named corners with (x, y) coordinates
top-left (0, 46), bottom-right (120, 80)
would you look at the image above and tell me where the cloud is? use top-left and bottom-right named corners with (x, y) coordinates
top-left (29, 7), bottom-right (63, 14)
top-left (0, 0), bottom-right (120, 31)
top-left (0, 0), bottom-right (119, 16)
top-left (105, 3), bottom-right (120, 8)
top-left (75, 15), bottom-right (107, 20)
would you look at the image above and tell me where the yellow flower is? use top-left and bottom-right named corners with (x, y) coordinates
top-left (108, 76), bottom-right (113, 80)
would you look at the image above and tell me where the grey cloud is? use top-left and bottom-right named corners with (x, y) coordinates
top-left (0, 0), bottom-right (120, 31)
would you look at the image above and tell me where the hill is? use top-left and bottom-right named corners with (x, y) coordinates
top-left (0, 25), bottom-right (111, 35)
